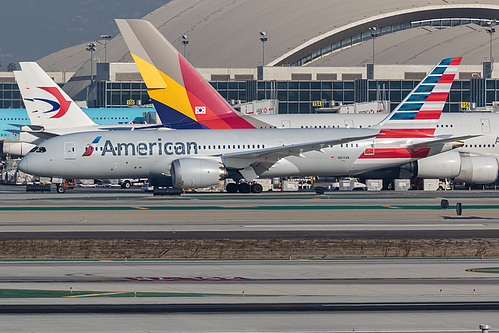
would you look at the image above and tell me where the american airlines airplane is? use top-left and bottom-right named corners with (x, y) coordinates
top-left (117, 19), bottom-right (499, 185)
top-left (3, 62), bottom-right (161, 156)
top-left (18, 54), bottom-right (477, 192)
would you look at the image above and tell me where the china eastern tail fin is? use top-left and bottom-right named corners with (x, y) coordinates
top-left (116, 19), bottom-right (269, 129)
top-left (16, 62), bottom-right (97, 129)
top-left (377, 57), bottom-right (462, 138)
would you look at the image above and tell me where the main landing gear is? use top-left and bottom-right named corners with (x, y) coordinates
top-left (226, 182), bottom-right (263, 193)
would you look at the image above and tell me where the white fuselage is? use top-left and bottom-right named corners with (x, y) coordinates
top-left (2, 124), bottom-right (160, 157)
top-left (253, 113), bottom-right (499, 158)
top-left (18, 126), bottom-right (449, 180)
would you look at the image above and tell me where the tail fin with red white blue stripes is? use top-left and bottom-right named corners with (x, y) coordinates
top-left (378, 57), bottom-right (461, 136)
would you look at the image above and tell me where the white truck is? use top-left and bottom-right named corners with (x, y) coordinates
top-left (119, 178), bottom-right (148, 189)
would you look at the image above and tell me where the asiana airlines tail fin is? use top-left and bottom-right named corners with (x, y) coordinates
top-left (116, 19), bottom-right (270, 130)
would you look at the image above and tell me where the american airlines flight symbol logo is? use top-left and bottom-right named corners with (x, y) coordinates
top-left (82, 136), bottom-right (102, 157)
top-left (34, 87), bottom-right (71, 119)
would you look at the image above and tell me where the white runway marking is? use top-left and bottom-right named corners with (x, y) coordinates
top-left (243, 224), bottom-right (485, 228)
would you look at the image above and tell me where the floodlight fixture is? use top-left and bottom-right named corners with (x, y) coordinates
top-left (99, 35), bottom-right (112, 63)
top-left (181, 35), bottom-right (190, 59)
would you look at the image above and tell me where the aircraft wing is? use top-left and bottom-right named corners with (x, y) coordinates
top-left (16, 124), bottom-right (60, 139)
top-left (7, 123), bottom-right (27, 129)
top-left (221, 131), bottom-right (379, 178)
top-left (4, 129), bottom-right (23, 135)
top-left (20, 130), bottom-right (59, 140)
top-left (405, 134), bottom-right (482, 149)
top-left (97, 124), bottom-right (172, 131)
top-left (19, 124), bottom-right (172, 140)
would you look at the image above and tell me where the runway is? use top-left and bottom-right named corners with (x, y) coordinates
top-left (1, 185), bottom-right (499, 236)
top-left (1, 259), bottom-right (499, 332)
top-left (1, 185), bottom-right (499, 332)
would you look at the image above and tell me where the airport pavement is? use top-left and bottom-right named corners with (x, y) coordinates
top-left (1, 184), bottom-right (499, 259)
top-left (1, 185), bottom-right (499, 234)
top-left (1, 185), bottom-right (499, 332)
top-left (0, 259), bottom-right (499, 332)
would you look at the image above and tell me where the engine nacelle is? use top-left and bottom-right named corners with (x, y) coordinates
top-left (455, 156), bottom-right (499, 184)
top-left (2, 141), bottom-right (36, 157)
top-left (171, 158), bottom-right (227, 189)
top-left (414, 151), bottom-right (462, 179)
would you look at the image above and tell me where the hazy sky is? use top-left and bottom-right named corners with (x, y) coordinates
top-left (0, 0), bottom-right (167, 71)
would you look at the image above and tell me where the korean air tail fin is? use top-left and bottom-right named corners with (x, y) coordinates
top-left (116, 19), bottom-right (269, 129)
top-left (15, 62), bottom-right (96, 129)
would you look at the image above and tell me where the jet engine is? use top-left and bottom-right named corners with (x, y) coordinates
top-left (171, 158), bottom-right (227, 189)
top-left (2, 142), bottom-right (36, 157)
top-left (411, 151), bottom-right (462, 179)
top-left (455, 155), bottom-right (499, 184)
top-left (361, 151), bottom-right (498, 185)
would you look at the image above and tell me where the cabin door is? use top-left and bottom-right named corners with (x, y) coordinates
top-left (64, 142), bottom-right (76, 160)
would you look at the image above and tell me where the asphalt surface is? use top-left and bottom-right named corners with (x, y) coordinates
top-left (2, 301), bottom-right (499, 313)
top-left (1, 185), bottom-right (499, 332)
top-left (1, 184), bottom-right (499, 239)
top-left (1, 259), bottom-right (499, 331)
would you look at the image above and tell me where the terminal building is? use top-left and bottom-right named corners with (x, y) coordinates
top-left (2, 0), bottom-right (499, 114)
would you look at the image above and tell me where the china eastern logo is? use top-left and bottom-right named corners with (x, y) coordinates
top-left (82, 136), bottom-right (102, 156)
top-left (34, 87), bottom-right (71, 119)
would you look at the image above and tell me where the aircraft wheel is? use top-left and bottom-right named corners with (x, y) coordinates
top-left (226, 183), bottom-right (238, 193)
top-left (238, 183), bottom-right (251, 193)
top-left (56, 186), bottom-right (66, 194)
top-left (315, 186), bottom-right (325, 195)
top-left (251, 183), bottom-right (263, 193)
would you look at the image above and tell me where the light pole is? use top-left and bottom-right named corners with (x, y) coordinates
top-left (370, 27), bottom-right (378, 64)
top-left (86, 42), bottom-right (96, 104)
top-left (260, 31), bottom-right (268, 66)
top-left (181, 35), bottom-right (189, 59)
top-left (99, 34), bottom-right (112, 63)
top-left (486, 21), bottom-right (496, 63)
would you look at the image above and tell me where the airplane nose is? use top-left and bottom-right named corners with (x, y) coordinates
top-left (17, 156), bottom-right (28, 173)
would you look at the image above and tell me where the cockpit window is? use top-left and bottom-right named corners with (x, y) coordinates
top-left (34, 147), bottom-right (46, 153)
top-left (29, 147), bottom-right (37, 153)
